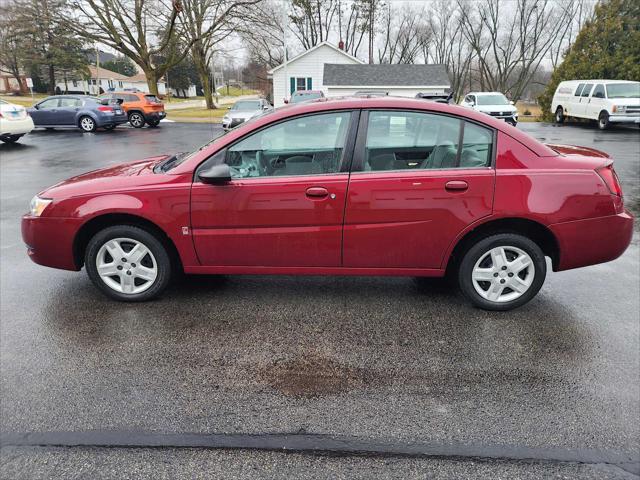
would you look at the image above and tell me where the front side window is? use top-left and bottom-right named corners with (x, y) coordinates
top-left (38, 98), bottom-right (59, 109)
top-left (363, 111), bottom-right (492, 171)
top-left (224, 111), bottom-right (352, 178)
top-left (592, 84), bottom-right (605, 98)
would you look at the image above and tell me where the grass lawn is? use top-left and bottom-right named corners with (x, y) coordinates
top-left (0, 94), bottom-right (48, 107)
top-left (516, 101), bottom-right (542, 121)
top-left (216, 86), bottom-right (259, 97)
top-left (166, 107), bottom-right (226, 123)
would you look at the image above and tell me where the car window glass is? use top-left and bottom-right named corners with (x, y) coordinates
top-left (592, 84), bottom-right (605, 98)
top-left (59, 98), bottom-right (81, 107)
top-left (574, 84), bottom-right (585, 96)
top-left (581, 84), bottom-right (593, 97)
top-left (225, 112), bottom-right (351, 178)
top-left (38, 99), bottom-right (59, 109)
top-left (364, 111), bottom-right (464, 171)
top-left (461, 122), bottom-right (493, 168)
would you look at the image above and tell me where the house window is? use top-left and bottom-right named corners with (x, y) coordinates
top-left (118, 81), bottom-right (123, 88)
top-left (72, 80), bottom-right (78, 87)
top-left (290, 77), bottom-right (312, 94)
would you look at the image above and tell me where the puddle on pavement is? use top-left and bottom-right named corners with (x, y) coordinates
top-left (260, 355), bottom-right (371, 397)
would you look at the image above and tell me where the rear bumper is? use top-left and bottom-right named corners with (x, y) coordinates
top-left (0, 117), bottom-right (35, 136)
top-left (609, 115), bottom-right (640, 124)
top-left (21, 215), bottom-right (83, 271)
top-left (144, 111), bottom-right (166, 121)
top-left (95, 113), bottom-right (129, 126)
top-left (550, 210), bottom-right (634, 271)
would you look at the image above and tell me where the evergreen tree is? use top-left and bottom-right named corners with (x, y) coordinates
top-left (102, 57), bottom-right (138, 77)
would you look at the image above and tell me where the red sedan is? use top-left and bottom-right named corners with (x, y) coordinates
top-left (22, 98), bottom-right (633, 310)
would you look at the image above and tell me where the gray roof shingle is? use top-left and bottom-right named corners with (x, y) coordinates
top-left (323, 64), bottom-right (450, 87)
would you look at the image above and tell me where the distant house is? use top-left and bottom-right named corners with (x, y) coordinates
top-left (267, 42), bottom-right (451, 106)
top-left (268, 42), bottom-right (364, 107)
top-left (55, 65), bottom-right (168, 96)
top-left (0, 67), bottom-right (28, 94)
top-left (323, 64), bottom-right (451, 99)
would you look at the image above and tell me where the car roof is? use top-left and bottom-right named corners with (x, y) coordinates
top-left (466, 92), bottom-right (507, 96)
top-left (293, 90), bottom-right (323, 94)
top-left (558, 80), bottom-right (639, 84)
top-left (171, 96), bottom-right (557, 174)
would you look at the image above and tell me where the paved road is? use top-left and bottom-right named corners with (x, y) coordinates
top-left (1, 122), bottom-right (638, 479)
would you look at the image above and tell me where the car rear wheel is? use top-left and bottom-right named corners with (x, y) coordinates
top-left (129, 112), bottom-right (145, 128)
top-left (458, 233), bottom-right (546, 311)
top-left (85, 225), bottom-right (171, 301)
top-left (0, 134), bottom-right (22, 143)
top-left (79, 116), bottom-right (97, 132)
top-left (555, 107), bottom-right (565, 123)
top-left (598, 111), bottom-right (610, 130)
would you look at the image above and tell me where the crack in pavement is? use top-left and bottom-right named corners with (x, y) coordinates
top-left (2, 431), bottom-right (638, 476)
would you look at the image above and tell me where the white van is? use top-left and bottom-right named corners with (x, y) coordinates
top-left (551, 80), bottom-right (640, 130)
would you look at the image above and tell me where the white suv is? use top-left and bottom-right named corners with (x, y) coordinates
top-left (460, 92), bottom-right (518, 126)
top-left (551, 80), bottom-right (640, 130)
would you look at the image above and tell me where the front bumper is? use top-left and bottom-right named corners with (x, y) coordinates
top-left (0, 116), bottom-right (35, 136)
top-left (21, 215), bottom-right (83, 271)
top-left (550, 210), bottom-right (634, 271)
top-left (609, 115), bottom-right (640, 124)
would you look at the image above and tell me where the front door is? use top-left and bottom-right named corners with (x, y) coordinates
top-left (586, 83), bottom-right (606, 119)
top-left (343, 110), bottom-right (495, 269)
top-left (191, 110), bottom-right (356, 267)
top-left (30, 97), bottom-right (60, 125)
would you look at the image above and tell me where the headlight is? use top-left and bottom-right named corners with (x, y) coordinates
top-left (29, 196), bottom-right (52, 217)
top-left (612, 105), bottom-right (626, 113)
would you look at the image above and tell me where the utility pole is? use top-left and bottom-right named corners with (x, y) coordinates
top-left (95, 43), bottom-right (100, 95)
top-left (281, 0), bottom-right (289, 104)
top-left (368, 1), bottom-right (374, 64)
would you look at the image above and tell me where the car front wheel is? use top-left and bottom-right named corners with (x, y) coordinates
top-left (85, 225), bottom-right (172, 301)
top-left (129, 112), bottom-right (145, 128)
top-left (598, 111), bottom-right (610, 130)
top-left (458, 233), bottom-right (546, 311)
top-left (555, 107), bottom-right (565, 123)
top-left (79, 116), bottom-right (97, 132)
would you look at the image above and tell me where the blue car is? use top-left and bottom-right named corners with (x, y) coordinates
top-left (28, 95), bottom-right (129, 132)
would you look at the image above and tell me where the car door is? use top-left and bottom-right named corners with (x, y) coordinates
top-left (567, 83), bottom-right (585, 118)
top-left (57, 97), bottom-right (82, 125)
top-left (190, 110), bottom-right (358, 267)
top-left (343, 110), bottom-right (495, 270)
top-left (576, 83), bottom-right (594, 117)
top-left (29, 98), bottom-right (60, 125)
top-left (587, 84), bottom-right (606, 119)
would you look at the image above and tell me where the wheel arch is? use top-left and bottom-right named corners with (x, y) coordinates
top-left (445, 217), bottom-right (560, 275)
top-left (73, 213), bottom-right (183, 273)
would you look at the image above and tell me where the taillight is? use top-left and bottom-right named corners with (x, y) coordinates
top-left (596, 164), bottom-right (623, 196)
top-left (97, 106), bottom-right (113, 112)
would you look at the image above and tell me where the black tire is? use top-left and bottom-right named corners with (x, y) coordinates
top-left (598, 111), bottom-right (610, 130)
top-left (129, 112), bottom-right (145, 128)
top-left (79, 116), bottom-right (97, 132)
top-left (458, 233), bottom-right (546, 311)
top-left (1, 134), bottom-right (21, 143)
top-left (85, 225), bottom-right (172, 302)
top-left (555, 107), bottom-right (565, 124)
top-left (147, 119), bottom-right (160, 127)
top-left (104, 124), bottom-right (117, 131)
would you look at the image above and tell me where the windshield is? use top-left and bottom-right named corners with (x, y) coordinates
top-left (476, 94), bottom-right (510, 105)
top-left (606, 82), bottom-right (640, 99)
top-left (231, 100), bottom-right (261, 111)
top-left (291, 92), bottom-right (322, 103)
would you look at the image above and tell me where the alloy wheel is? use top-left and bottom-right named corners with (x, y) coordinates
top-left (80, 117), bottom-right (95, 132)
top-left (130, 113), bottom-right (144, 128)
top-left (95, 237), bottom-right (158, 294)
top-left (471, 246), bottom-right (535, 303)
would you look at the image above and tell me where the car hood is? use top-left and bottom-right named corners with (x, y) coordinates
top-left (39, 155), bottom-right (170, 199)
top-left (475, 104), bottom-right (517, 113)
top-left (226, 110), bottom-right (260, 120)
top-left (607, 98), bottom-right (640, 106)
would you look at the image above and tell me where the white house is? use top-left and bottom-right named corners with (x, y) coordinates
top-left (268, 42), bottom-right (452, 106)
top-left (268, 42), bottom-right (364, 107)
top-left (55, 65), bottom-right (168, 96)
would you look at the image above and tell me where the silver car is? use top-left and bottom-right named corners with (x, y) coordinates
top-left (222, 99), bottom-right (273, 131)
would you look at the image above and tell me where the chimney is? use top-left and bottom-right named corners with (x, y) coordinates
top-left (338, 40), bottom-right (345, 50)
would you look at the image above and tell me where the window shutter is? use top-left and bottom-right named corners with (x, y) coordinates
top-left (290, 77), bottom-right (295, 95)
top-left (307, 77), bottom-right (312, 90)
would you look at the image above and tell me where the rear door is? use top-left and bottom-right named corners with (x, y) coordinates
top-left (576, 83), bottom-right (594, 117)
top-left (191, 110), bottom-right (358, 267)
top-left (343, 110), bottom-right (495, 270)
top-left (57, 97), bottom-right (82, 125)
top-left (567, 83), bottom-right (585, 117)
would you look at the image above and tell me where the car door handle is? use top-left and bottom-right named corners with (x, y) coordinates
top-left (445, 180), bottom-right (469, 191)
top-left (306, 187), bottom-right (329, 198)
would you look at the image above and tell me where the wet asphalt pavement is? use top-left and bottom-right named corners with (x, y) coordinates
top-left (1, 122), bottom-right (639, 479)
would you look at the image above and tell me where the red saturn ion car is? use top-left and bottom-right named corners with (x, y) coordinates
top-left (22, 98), bottom-right (633, 310)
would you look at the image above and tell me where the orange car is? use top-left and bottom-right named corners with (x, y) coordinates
top-left (101, 91), bottom-right (166, 128)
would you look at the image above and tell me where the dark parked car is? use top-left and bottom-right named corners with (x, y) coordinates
top-left (287, 90), bottom-right (325, 104)
top-left (28, 95), bottom-right (128, 132)
top-left (22, 97), bottom-right (633, 310)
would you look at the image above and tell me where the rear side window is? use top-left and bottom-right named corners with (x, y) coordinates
top-left (581, 84), bottom-right (593, 97)
top-left (574, 83), bottom-right (585, 96)
top-left (145, 95), bottom-right (160, 103)
top-left (59, 98), bottom-right (81, 107)
top-left (362, 111), bottom-right (492, 171)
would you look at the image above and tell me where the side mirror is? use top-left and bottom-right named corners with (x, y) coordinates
top-left (33, 104), bottom-right (40, 110)
top-left (262, 105), bottom-right (270, 110)
top-left (509, 100), bottom-right (515, 105)
top-left (198, 164), bottom-right (231, 185)
top-left (469, 101), bottom-right (475, 107)
top-left (226, 106), bottom-right (231, 110)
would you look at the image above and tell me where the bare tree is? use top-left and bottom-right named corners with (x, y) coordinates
top-left (239, 0), bottom-right (286, 69)
top-left (179, 0), bottom-right (262, 109)
top-left (339, 0), bottom-right (367, 57)
top-left (0, 4), bottom-right (25, 91)
top-left (457, 0), bottom-right (575, 101)
top-left (289, 0), bottom-right (339, 50)
top-left (377, 4), bottom-right (431, 64)
top-left (548, 0), bottom-right (596, 68)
